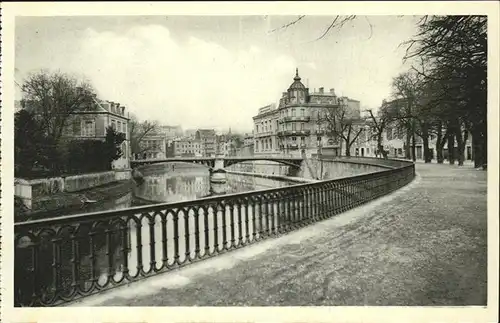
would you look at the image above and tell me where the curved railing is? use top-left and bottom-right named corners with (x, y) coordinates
top-left (14, 158), bottom-right (415, 307)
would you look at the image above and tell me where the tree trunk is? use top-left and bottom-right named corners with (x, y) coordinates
top-left (472, 123), bottom-right (486, 168)
top-left (405, 127), bottom-right (411, 159)
top-left (411, 120), bottom-right (416, 162)
top-left (344, 141), bottom-right (351, 156)
top-left (447, 131), bottom-right (455, 165)
top-left (377, 134), bottom-right (386, 159)
top-left (421, 123), bottom-right (431, 163)
top-left (456, 128), bottom-right (468, 166)
top-left (436, 121), bottom-right (444, 164)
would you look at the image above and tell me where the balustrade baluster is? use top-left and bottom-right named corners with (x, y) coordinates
top-left (31, 240), bottom-right (41, 305)
top-left (70, 233), bottom-right (79, 294)
top-left (221, 203), bottom-right (228, 249)
top-left (258, 197), bottom-right (264, 238)
top-left (252, 199), bottom-right (258, 239)
top-left (237, 203), bottom-right (244, 245)
top-left (276, 194), bottom-right (282, 233)
top-left (120, 222), bottom-right (130, 277)
top-left (194, 209), bottom-right (201, 258)
top-left (244, 202), bottom-right (251, 243)
top-left (105, 227), bottom-right (114, 281)
top-left (213, 205), bottom-right (220, 251)
top-left (172, 212), bottom-right (180, 265)
top-left (184, 210), bottom-right (191, 261)
top-left (51, 238), bottom-right (61, 299)
top-left (229, 203), bottom-right (236, 248)
top-left (270, 196), bottom-right (277, 235)
top-left (203, 209), bottom-right (210, 256)
top-left (88, 233), bottom-right (97, 287)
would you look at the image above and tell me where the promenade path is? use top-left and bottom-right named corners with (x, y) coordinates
top-left (71, 163), bottom-right (487, 306)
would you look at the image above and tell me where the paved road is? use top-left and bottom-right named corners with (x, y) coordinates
top-left (75, 163), bottom-right (487, 306)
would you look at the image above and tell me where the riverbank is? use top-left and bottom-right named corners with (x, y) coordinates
top-left (15, 179), bottom-right (136, 222)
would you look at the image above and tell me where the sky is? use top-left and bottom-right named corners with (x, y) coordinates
top-left (15, 15), bottom-right (420, 133)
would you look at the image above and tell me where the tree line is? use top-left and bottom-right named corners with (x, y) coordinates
top-left (297, 16), bottom-right (487, 167)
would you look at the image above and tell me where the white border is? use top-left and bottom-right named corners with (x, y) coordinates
top-left (1, 2), bottom-right (499, 322)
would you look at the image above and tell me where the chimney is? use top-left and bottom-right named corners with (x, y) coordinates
top-left (330, 88), bottom-right (336, 96)
top-left (319, 87), bottom-right (324, 94)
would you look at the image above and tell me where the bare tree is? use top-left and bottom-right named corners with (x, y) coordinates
top-left (321, 102), bottom-right (363, 157)
top-left (365, 103), bottom-right (393, 159)
top-left (19, 70), bottom-right (97, 146)
top-left (268, 15), bottom-right (364, 42)
top-left (129, 113), bottom-right (160, 158)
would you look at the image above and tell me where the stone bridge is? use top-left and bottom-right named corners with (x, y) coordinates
top-left (131, 156), bottom-right (304, 169)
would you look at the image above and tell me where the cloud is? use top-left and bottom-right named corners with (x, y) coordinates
top-left (67, 24), bottom-right (297, 132)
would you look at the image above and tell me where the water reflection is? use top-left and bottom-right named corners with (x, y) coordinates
top-left (134, 164), bottom-right (294, 204)
top-left (134, 166), bottom-right (211, 203)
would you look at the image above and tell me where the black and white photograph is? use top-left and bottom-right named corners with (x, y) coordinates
top-left (1, 2), bottom-right (498, 322)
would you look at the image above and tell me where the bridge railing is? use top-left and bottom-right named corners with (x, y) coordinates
top-left (14, 159), bottom-right (415, 307)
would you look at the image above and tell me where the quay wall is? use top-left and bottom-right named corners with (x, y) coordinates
top-left (15, 169), bottom-right (132, 210)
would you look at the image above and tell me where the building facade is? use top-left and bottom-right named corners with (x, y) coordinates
top-left (138, 134), bottom-right (167, 160)
top-left (253, 104), bottom-right (280, 156)
top-left (65, 98), bottom-right (131, 169)
top-left (252, 69), bottom-right (361, 158)
top-left (195, 129), bottom-right (217, 157)
top-left (173, 138), bottom-right (204, 157)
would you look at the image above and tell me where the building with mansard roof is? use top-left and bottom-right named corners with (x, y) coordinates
top-left (253, 68), bottom-right (361, 157)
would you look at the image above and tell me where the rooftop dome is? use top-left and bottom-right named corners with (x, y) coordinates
top-left (288, 68), bottom-right (306, 90)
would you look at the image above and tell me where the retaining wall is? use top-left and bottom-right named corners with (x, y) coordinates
top-left (15, 169), bottom-right (132, 210)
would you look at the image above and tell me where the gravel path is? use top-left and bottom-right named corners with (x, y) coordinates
top-left (76, 163), bottom-right (487, 306)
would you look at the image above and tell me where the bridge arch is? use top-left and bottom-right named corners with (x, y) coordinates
top-left (130, 157), bottom-right (304, 170)
top-left (223, 158), bottom-right (302, 169)
top-left (131, 158), bottom-right (215, 169)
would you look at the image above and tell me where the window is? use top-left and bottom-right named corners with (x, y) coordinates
top-left (81, 120), bottom-right (96, 137)
top-left (292, 137), bottom-right (296, 141)
top-left (276, 120), bottom-right (279, 130)
top-left (270, 139), bottom-right (272, 149)
top-left (301, 123), bottom-right (304, 130)
top-left (292, 123), bottom-right (296, 131)
top-left (256, 125), bottom-right (259, 133)
top-left (301, 109), bottom-right (305, 116)
top-left (292, 109), bottom-right (296, 117)
top-left (317, 136), bottom-right (321, 142)
top-left (301, 137), bottom-right (305, 142)
top-left (111, 120), bottom-right (116, 130)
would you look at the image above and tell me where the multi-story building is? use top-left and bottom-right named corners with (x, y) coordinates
top-left (195, 129), bottom-right (217, 156)
top-left (252, 69), bottom-right (361, 157)
top-left (63, 98), bottom-right (131, 169)
top-left (173, 138), bottom-right (204, 157)
top-left (253, 104), bottom-right (280, 156)
top-left (18, 95), bottom-right (132, 169)
top-left (138, 134), bottom-right (167, 160)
